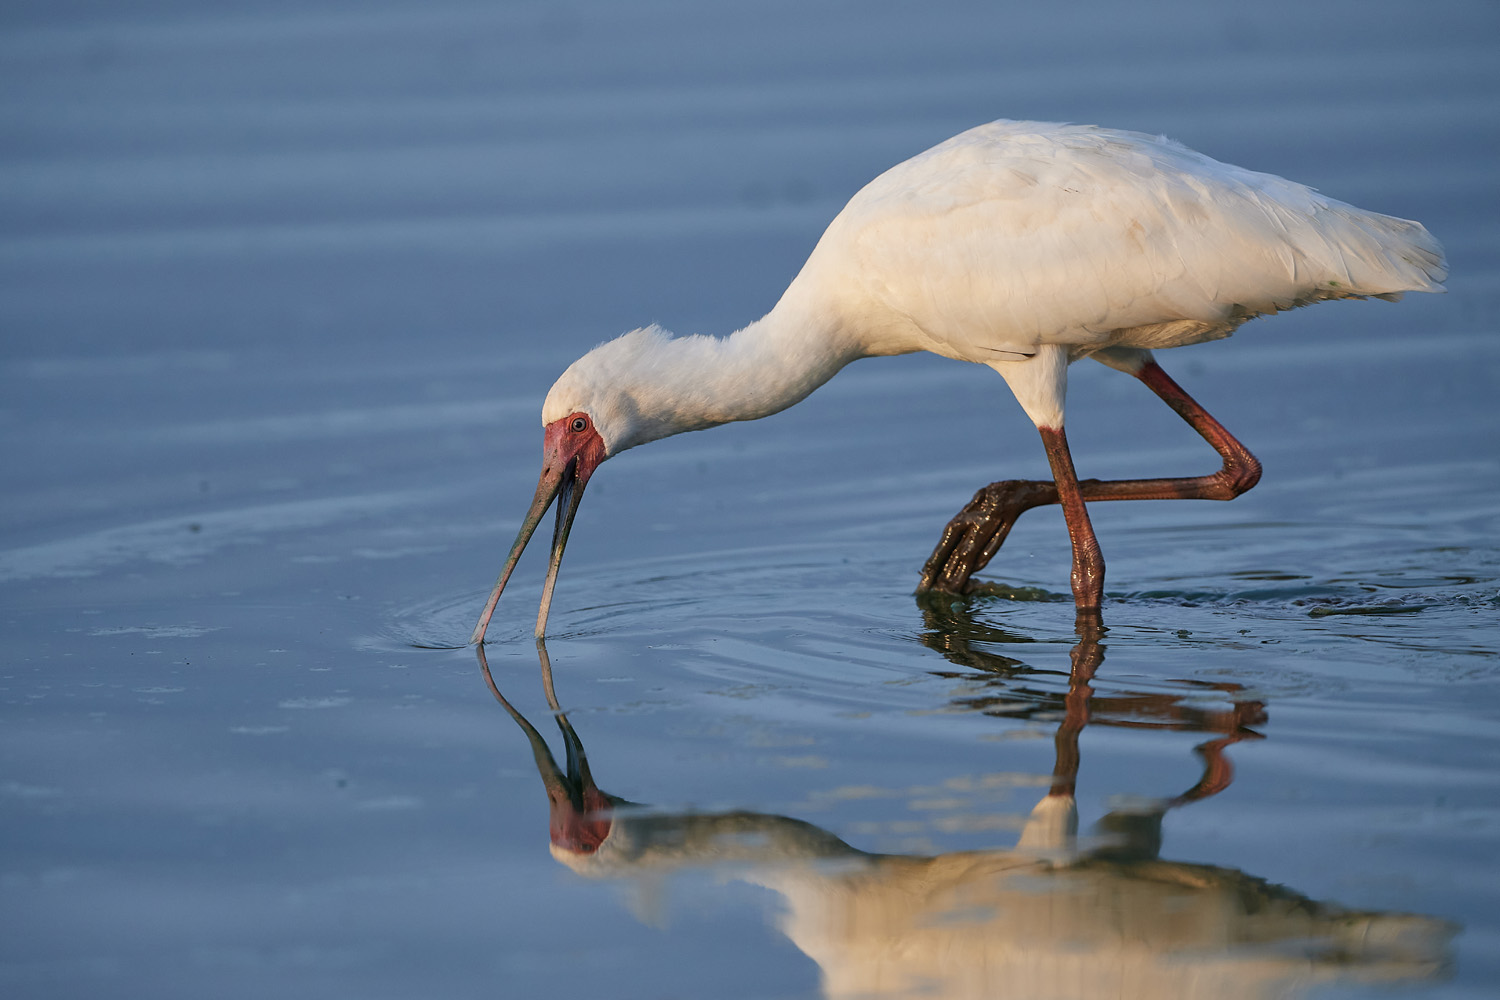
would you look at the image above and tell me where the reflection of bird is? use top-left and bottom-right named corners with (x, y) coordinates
top-left (470, 120), bottom-right (1445, 641)
top-left (480, 638), bottom-right (1456, 999)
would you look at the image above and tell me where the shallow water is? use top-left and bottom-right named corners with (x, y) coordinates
top-left (4, 1), bottom-right (1499, 997)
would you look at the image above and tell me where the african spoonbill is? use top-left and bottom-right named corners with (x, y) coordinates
top-left (470, 120), bottom-right (1445, 642)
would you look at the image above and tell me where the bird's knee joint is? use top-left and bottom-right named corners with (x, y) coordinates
top-left (1224, 456), bottom-right (1262, 497)
top-left (1211, 456), bottom-right (1262, 499)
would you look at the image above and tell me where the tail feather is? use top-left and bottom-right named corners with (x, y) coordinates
top-left (1329, 205), bottom-right (1447, 294)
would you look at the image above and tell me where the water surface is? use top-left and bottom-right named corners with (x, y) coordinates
top-left (3, 1), bottom-right (1498, 997)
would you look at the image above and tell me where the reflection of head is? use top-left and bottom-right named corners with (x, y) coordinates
top-left (547, 778), bottom-right (613, 854)
top-left (476, 641), bottom-right (619, 855)
top-left (481, 636), bottom-right (1455, 999)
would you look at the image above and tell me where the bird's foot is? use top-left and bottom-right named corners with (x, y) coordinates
top-left (918, 479), bottom-right (1059, 594)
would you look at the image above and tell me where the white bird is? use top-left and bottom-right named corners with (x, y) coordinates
top-left (470, 119), bottom-right (1446, 643)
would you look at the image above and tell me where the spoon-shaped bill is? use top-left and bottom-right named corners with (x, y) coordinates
top-left (535, 465), bottom-right (587, 639)
top-left (469, 413), bottom-right (606, 645)
top-left (468, 461), bottom-right (568, 645)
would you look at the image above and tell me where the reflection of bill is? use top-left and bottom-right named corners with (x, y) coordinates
top-left (479, 637), bottom-right (1455, 1000)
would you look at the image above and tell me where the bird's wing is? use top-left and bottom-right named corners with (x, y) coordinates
top-left (817, 121), bottom-right (1444, 362)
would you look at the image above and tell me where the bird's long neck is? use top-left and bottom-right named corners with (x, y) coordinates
top-left (705, 298), bottom-right (858, 421)
top-left (607, 293), bottom-right (861, 451)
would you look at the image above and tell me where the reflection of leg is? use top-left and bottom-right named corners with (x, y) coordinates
top-left (1170, 691), bottom-right (1268, 805)
top-left (1093, 698), bottom-right (1260, 862)
top-left (1171, 736), bottom-right (1239, 805)
top-left (1050, 628), bottom-right (1103, 797)
top-left (919, 361), bottom-right (1262, 595)
top-left (1021, 629), bottom-right (1102, 852)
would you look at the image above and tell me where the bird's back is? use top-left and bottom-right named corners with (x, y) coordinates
top-left (798, 121), bottom-right (1445, 362)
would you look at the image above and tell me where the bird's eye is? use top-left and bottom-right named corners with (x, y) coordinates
top-left (570, 416), bottom-right (588, 433)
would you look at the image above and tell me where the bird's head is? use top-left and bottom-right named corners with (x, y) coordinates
top-left (469, 327), bottom-right (709, 644)
top-left (467, 401), bottom-right (608, 645)
top-left (539, 325), bottom-right (694, 455)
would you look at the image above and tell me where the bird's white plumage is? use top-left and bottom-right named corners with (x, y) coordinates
top-left (543, 120), bottom-right (1444, 451)
top-left (817, 121), bottom-right (1443, 360)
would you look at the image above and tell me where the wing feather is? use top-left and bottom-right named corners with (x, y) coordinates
top-left (806, 121), bottom-right (1445, 361)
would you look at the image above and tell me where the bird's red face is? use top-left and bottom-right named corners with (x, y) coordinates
top-left (469, 411), bottom-right (607, 643)
top-left (542, 411), bottom-right (609, 493)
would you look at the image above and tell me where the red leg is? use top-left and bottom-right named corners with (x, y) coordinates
top-left (920, 361), bottom-right (1262, 596)
top-left (1040, 425), bottom-right (1104, 611)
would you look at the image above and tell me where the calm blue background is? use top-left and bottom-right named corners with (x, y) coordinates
top-left (3, 2), bottom-right (1498, 997)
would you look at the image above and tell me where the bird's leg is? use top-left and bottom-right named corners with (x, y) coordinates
top-left (1041, 425), bottom-right (1105, 611)
top-left (919, 360), bottom-right (1262, 595)
top-left (1083, 361), bottom-right (1264, 504)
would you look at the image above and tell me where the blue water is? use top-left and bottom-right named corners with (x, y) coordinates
top-left (3, 2), bottom-right (1499, 997)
